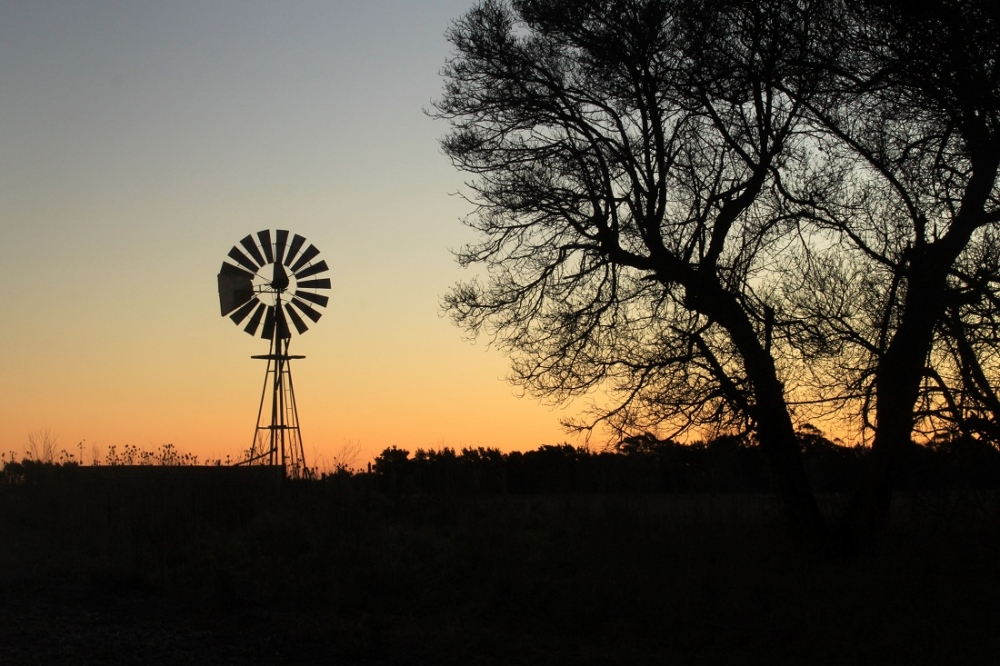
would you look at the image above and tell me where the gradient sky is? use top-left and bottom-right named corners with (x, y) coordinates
top-left (0, 1), bottom-right (586, 468)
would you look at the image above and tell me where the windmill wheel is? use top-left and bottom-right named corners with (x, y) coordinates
top-left (217, 230), bottom-right (330, 339)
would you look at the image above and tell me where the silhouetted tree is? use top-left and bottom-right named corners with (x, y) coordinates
top-left (435, 0), bottom-right (833, 543)
top-left (767, 0), bottom-right (1000, 540)
top-left (374, 446), bottom-right (412, 494)
top-left (435, 0), bottom-right (1000, 547)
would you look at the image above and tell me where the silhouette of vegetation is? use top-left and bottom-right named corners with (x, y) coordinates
top-left (433, 0), bottom-right (1000, 547)
top-left (3, 437), bottom-right (999, 663)
top-left (2, 439), bottom-right (232, 471)
top-left (434, 0), bottom-right (831, 544)
top-left (99, 442), bottom-right (229, 466)
top-left (769, 0), bottom-right (1000, 548)
top-left (366, 431), bottom-right (1000, 500)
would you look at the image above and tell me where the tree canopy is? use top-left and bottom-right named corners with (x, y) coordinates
top-left (434, 0), bottom-right (1000, 546)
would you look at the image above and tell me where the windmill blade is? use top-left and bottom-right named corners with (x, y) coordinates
top-left (294, 260), bottom-right (329, 280)
top-left (218, 262), bottom-right (255, 316)
top-left (257, 230), bottom-right (274, 264)
top-left (220, 261), bottom-right (254, 280)
top-left (239, 235), bottom-right (266, 267)
top-left (228, 299), bottom-right (258, 326)
top-left (295, 290), bottom-right (329, 308)
top-left (243, 302), bottom-right (267, 336)
top-left (296, 278), bottom-right (331, 290)
top-left (286, 234), bottom-right (306, 265)
top-left (221, 230), bottom-right (328, 340)
top-left (290, 244), bottom-right (320, 272)
top-left (274, 229), bottom-right (289, 264)
top-left (261, 305), bottom-right (276, 340)
top-left (290, 297), bottom-right (323, 323)
top-left (284, 302), bottom-right (309, 334)
top-left (228, 246), bottom-right (259, 273)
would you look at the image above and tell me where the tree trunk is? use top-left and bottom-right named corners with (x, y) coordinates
top-left (691, 277), bottom-right (827, 547)
top-left (846, 332), bottom-right (932, 546)
top-left (847, 241), bottom-right (974, 546)
top-left (752, 368), bottom-right (828, 546)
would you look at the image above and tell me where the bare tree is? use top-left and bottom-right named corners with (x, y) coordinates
top-left (434, 0), bottom-right (1000, 549)
top-left (769, 0), bottom-right (1000, 540)
top-left (906, 232), bottom-right (1000, 445)
top-left (434, 0), bottom-right (836, 543)
top-left (25, 429), bottom-right (58, 464)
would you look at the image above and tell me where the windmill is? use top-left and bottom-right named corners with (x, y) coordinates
top-left (217, 230), bottom-right (330, 478)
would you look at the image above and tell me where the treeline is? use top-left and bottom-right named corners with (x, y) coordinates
top-left (4, 430), bottom-right (999, 496)
top-left (364, 430), bottom-right (1000, 496)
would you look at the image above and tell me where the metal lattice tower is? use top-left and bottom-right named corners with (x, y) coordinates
top-left (248, 304), bottom-right (307, 477)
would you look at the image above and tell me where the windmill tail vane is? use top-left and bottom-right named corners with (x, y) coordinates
top-left (217, 229), bottom-right (330, 479)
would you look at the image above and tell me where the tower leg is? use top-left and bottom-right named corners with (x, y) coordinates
top-left (245, 335), bottom-right (309, 478)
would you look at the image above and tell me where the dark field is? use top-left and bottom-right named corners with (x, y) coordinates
top-left (2, 466), bottom-right (999, 665)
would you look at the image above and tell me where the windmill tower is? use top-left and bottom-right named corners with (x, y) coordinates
top-left (217, 230), bottom-right (330, 479)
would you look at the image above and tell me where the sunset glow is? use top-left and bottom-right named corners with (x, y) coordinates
top-left (0, 1), bottom-right (584, 468)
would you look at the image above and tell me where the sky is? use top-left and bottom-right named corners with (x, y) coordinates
top-left (0, 0), bottom-right (585, 469)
